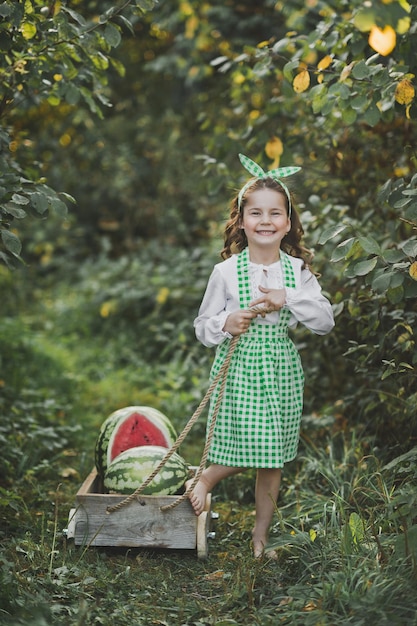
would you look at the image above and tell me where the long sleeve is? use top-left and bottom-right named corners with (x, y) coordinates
top-left (193, 264), bottom-right (235, 347)
top-left (285, 267), bottom-right (334, 335)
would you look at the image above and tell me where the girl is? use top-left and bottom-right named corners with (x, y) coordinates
top-left (188, 154), bottom-right (334, 558)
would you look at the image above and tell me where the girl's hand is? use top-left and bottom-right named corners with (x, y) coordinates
top-left (222, 308), bottom-right (258, 336)
top-left (249, 285), bottom-right (287, 314)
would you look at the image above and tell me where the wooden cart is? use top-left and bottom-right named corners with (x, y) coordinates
top-left (65, 469), bottom-right (216, 559)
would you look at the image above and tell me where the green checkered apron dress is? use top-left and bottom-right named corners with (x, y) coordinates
top-left (206, 247), bottom-right (304, 468)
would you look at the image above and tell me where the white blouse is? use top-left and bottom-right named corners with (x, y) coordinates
top-left (194, 254), bottom-right (335, 348)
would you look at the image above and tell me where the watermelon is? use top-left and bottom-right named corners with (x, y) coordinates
top-left (95, 406), bottom-right (177, 478)
top-left (103, 445), bottom-right (188, 496)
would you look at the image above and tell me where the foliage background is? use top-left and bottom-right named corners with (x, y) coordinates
top-left (1, 0), bottom-right (417, 624)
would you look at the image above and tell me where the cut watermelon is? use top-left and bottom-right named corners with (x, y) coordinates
top-left (95, 406), bottom-right (177, 479)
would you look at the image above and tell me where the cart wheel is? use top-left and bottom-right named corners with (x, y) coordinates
top-left (196, 494), bottom-right (212, 559)
top-left (63, 508), bottom-right (76, 539)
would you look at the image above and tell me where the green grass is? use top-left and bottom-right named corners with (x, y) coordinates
top-left (1, 264), bottom-right (417, 626)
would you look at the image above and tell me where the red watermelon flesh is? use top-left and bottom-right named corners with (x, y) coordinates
top-left (109, 411), bottom-right (171, 461)
top-left (95, 405), bottom-right (178, 479)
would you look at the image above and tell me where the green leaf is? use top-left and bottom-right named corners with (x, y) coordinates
top-left (371, 271), bottom-right (391, 293)
top-left (59, 192), bottom-right (76, 205)
top-left (114, 14), bottom-right (135, 35)
top-left (353, 257), bottom-right (378, 276)
top-left (64, 83), bottom-right (81, 105)
top-left (283, 60), bottom-right (299, 82)
top-left (383, 447), bottom-right (417, 472)
top-left (328, 83), bottom-right (350, 100)
top-left (1, 229), bottom-right (22, 255)
top-left (341, 108), bottom-right (357, 125)
top-left (401, 240), bottom-right (417, 257)
top-left (11, 193), bottom-right (29, 205)
top-left (352, 60), bottom-right (370, 80)
top-left (3, 203), bottom-right (27, 219)
top-left (331, 237), bottom-right (355, 262)
top-left (110, 57), bottom-right (126, 77)
top-left (345, 239), bottom-right (363, 260)
top-left (0, 3), bottom-right (12, 17)
top-left (62, 7), bottom-right (87, 27)
top-left (387, 285), bottom-right (404, 304)
top-left (363, 103), bottom-right (381, 127)
top-left (350, 94), bottom-right (368, 111)
top-left (49, 197), bottom-right (68, 217)
top-left (349, 512), bottom-right (365, 545)
top-left (358, 236), bottom-right (381, 255)
top-left (30, 192), bottom-right (49, 214)
top-left (394, 197), bottom-right (411, 208)
top-left (382, 249), bottom-right (405, 263)
top-left (104, 23), bottom-right (122, 48)
top-left (318, 223), bottom-right (349, 245)
top-left (405, 203), bottom-right (417, 220)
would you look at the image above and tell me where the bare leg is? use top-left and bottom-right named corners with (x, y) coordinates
top-left (252, 468), bottom-right (282, 558)
top-left (186, 464), bottom-right (243, 516)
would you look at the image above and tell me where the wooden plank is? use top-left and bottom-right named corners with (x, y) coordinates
top-left (71, 469), bottom-right (198, 549)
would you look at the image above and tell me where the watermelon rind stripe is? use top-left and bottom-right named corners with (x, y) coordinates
top-left (103, 445), bottom-right (188, 496)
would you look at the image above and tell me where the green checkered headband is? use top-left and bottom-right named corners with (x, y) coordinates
top-left (237, 153), bottom-right (301, 216)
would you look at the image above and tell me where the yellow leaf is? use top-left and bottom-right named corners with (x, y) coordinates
top-left (317, 55), bottom-right (332, 71)
top-left (21, 22), bottom-right (37, 39)
top-left (59, 467), bottom-right (79, 479)
top-left (399, 0), bottom-right (411, 10)
top-left (53, 0), bottom-right (62, 16)
top-left (395, 79), bottom-right (415, 105)
top-left (368, 25), bottom-right (396, 56)
top-left (409, 261), bottom-right (417, 280)
top-left (100, 300), bottom-right (117, 317)
top-left (204, 570), bottom-right (225, 581)
top-left (397, 16), bottom-right (411, 35)
top-left (185, 15), bottom-right (198, 39)
top-left (293, 69), bottom-right (310, 93)
top-left (156, 287), bottom-right (170, 305)
top-left (24, 0), bottom-right (34, 14)
top-left (309, 528), bottom-right (317, 542)
top-left (265, 136), bottom-right (283, 168)
top-left (233, 72), bottom-right (245, 85)
top-left (340, 62), bottom-right (354, 82)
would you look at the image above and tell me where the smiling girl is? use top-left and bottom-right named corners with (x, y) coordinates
top-left (188, 154), bottom-right (334, 558)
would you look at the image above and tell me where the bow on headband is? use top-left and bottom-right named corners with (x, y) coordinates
top-left (237, 153), bottom-right (301, 216)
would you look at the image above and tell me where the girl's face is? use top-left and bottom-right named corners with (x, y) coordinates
top-left (240, 187), bottom-right (291, 253)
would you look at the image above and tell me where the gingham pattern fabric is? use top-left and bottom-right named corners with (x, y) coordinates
top-left (238, 153), bottom-right (301, 215)
top-left (206, 247), bottom-right (304, 468)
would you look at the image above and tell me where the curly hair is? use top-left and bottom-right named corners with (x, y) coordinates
top-left (221, 177), bottom-right (313, 268)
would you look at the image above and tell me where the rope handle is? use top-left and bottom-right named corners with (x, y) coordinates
top-left (106, 304), bottom-right (273, 514)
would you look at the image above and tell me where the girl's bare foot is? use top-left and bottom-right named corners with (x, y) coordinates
top-left (252, 537), bottom-right (266, 559)
top-left (252, 530), bottom-right (278, 559)
top-left (185, 478), bottom-right (209, 516)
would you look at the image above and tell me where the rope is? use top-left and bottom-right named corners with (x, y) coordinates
top-left (106, 335), bottom-right (239, 513)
